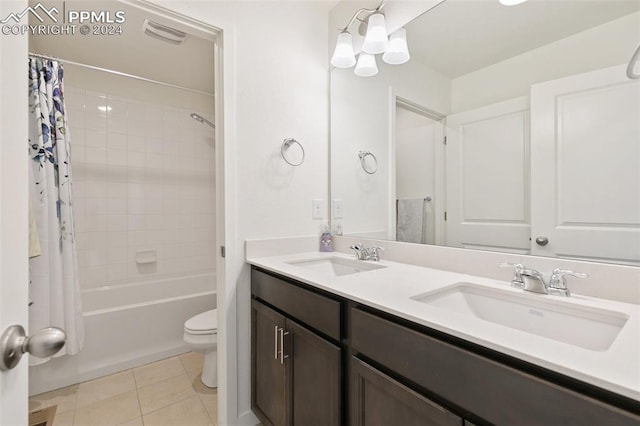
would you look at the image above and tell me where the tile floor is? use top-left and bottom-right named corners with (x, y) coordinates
top-left (29, 352), bottom-right (217, 426)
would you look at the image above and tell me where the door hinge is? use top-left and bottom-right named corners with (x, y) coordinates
top-left (444, 211), bottom-right (447, 221)
top-left (443, 136), bottom-right (447, 145)
top-left (220, 246), bottom-right (226, 258)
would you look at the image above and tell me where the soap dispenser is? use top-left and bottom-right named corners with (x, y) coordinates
top-left (319, 224), bottom-right (334, 252)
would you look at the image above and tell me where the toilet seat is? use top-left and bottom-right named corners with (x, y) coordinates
top-left (185, 309), bottom-right (218, 335)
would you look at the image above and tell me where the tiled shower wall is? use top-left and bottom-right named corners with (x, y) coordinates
top-left (64, 70), bottom-right (215, 290)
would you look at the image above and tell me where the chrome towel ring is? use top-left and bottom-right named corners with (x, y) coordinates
top-left (281, 138), bottom-right (305, 166)
top-left (358, 151), bottom-right (378, 174)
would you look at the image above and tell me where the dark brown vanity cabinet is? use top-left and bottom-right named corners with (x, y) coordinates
top-left (252, 300), bottom-right (288, 426)
top-left (251, 269), bottom-right (342, 426)
top-left (251, 267), bottom-right (640, 426)
top-left (350, 356), bottom-right (462, 426)
top-left (350, 306), bottom-right (640, 426)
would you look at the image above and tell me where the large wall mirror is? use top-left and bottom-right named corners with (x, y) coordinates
top-left (330, 0), bottom-right (640, 266)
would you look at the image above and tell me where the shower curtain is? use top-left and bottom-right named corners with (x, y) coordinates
top-left (28, 57), bottom-right (84, 360)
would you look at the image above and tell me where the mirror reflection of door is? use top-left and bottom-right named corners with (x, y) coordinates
top-left (531, 65), bottom-right (640, 264)
top-left (445, 97), bottom-right (531, 254)
top-left (393, 101), bottom-right (444, 245)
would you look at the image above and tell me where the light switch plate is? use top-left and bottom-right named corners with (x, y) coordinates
top-left (332, 199), bottom-right (343, 219)
top-left (312, 199), bottom-right (323, 219)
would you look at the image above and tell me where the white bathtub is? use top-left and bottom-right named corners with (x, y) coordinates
top-left (29, 272), bottom-right (216, 395)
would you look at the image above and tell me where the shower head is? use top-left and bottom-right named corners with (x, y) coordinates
top-left (190, 112), bottom-right (215, 129)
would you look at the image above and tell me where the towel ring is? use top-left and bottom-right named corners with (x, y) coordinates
top-left (358, 151), bottom-right (378, 174)
top-left (281, 138), bottom-right (305, 166)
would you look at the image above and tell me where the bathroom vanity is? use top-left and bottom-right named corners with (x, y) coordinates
top-left (248, 253), bottom-right (640, 426)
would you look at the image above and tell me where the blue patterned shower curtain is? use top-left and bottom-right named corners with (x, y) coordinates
top-left (28, 57), bottom-right (84, 359)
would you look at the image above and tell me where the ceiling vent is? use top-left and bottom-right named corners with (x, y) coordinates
top-left (143, 19), bottom-right (187, 45)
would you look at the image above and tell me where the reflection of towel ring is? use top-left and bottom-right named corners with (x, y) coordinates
top-left (281, 138), bottom-right (305, 166)
top-left (358, 151), bottom-right (378, 174)
top-left (627, 43), bottom-right (640, 79)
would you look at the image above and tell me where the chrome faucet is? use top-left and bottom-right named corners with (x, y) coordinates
top-left (498, 263), bottom-right (587, 297)
top-left (366, 245), bottom-right (384, 262)
top-left (548, 268), bottom-right (588, 297)
top-left (349, 243), bottom-right (384, 262)
top-left (349, 243), bottom-right (366, 260)
top-left (521, 268), bottom-right (548, 294)
top-left (499, 262), bottom-right (525, 289)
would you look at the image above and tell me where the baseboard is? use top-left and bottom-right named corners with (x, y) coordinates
top-left (236, 409), bottom-right (260, 426)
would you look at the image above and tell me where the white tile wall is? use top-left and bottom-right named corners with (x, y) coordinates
top-left (65, 86), bottom-right (216, 290)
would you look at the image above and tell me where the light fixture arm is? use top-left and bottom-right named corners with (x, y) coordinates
top-left (338, 0), bottom-right (388, 33)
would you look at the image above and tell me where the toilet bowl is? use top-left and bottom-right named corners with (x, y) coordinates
top-left (184, 309), bottom-right (217, 388)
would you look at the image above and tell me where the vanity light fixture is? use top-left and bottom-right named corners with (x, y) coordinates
top-left (382, 27), bottom-right (410, 65)
top-left (330, 31), bottom-right (357, 68)
top-left (330, 0), bottom-right (411, 77)
top-left (355, 53), bottom-right (378, 77)
top-left (362, 13), bottom-right (389, 54)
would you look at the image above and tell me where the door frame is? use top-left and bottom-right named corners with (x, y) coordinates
top-left (1, 0), bottom-right (231, 423)
top-left (0, 0), bottom-right (29, 424)
top-left (389, 92), bottom-right (446, 244)
top-left (111, 4), bottom-right (232, 423)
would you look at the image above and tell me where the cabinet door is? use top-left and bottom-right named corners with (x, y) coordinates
top-left (351, 357), bottom-right (462, 426)
top-left (252, 300), bottom-right (288, 426)
top-left (288, 319), bottom-right (341, 426)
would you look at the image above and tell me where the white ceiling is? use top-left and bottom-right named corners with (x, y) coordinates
top-left (29, 0), bottom-right (215, 94)
top-left (407, 0), bottom-right (640, 78)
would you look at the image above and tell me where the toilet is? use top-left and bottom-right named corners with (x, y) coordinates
top-left (183, 309), bottom-right (217, 388)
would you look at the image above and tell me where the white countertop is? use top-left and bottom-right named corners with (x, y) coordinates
top-left (247, 250), bottom-right (640, 401)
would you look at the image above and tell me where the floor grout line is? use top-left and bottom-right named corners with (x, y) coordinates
top-left (132, 367), bottom-right (145, 426)
top-left (31, 354), bottom-right (215, 426)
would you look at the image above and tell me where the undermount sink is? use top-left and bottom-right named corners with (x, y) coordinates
top-left (287, 257), bottom-right (386, 277)
top-left (411, 282), bottom-right (629, 351)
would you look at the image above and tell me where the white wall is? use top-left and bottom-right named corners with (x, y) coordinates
top-left (452, 12), bottom-right (640, 113)
top-left (63, 66), bottom-right (216, 290)
top-left (147, 2), bottom-right (331, 424)
top-left (330, 58), bottom-right (450, 238)
top-left (396, 107), bottom-right (437, 201)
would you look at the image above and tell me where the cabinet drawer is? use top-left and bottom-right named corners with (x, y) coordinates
top-left (252, 268), bottom-right (342, 340)
top-left (351, 356), bottom-right (462, 426)
top-left (351, 307), bottom-right (640, 425)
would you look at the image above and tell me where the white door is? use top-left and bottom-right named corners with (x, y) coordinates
top-left (530, 65), bottom-right (640, 264)
top-left (0, 0), bottom-right (30, 424)
top-left (445, 97), bottom-right (531, 253)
